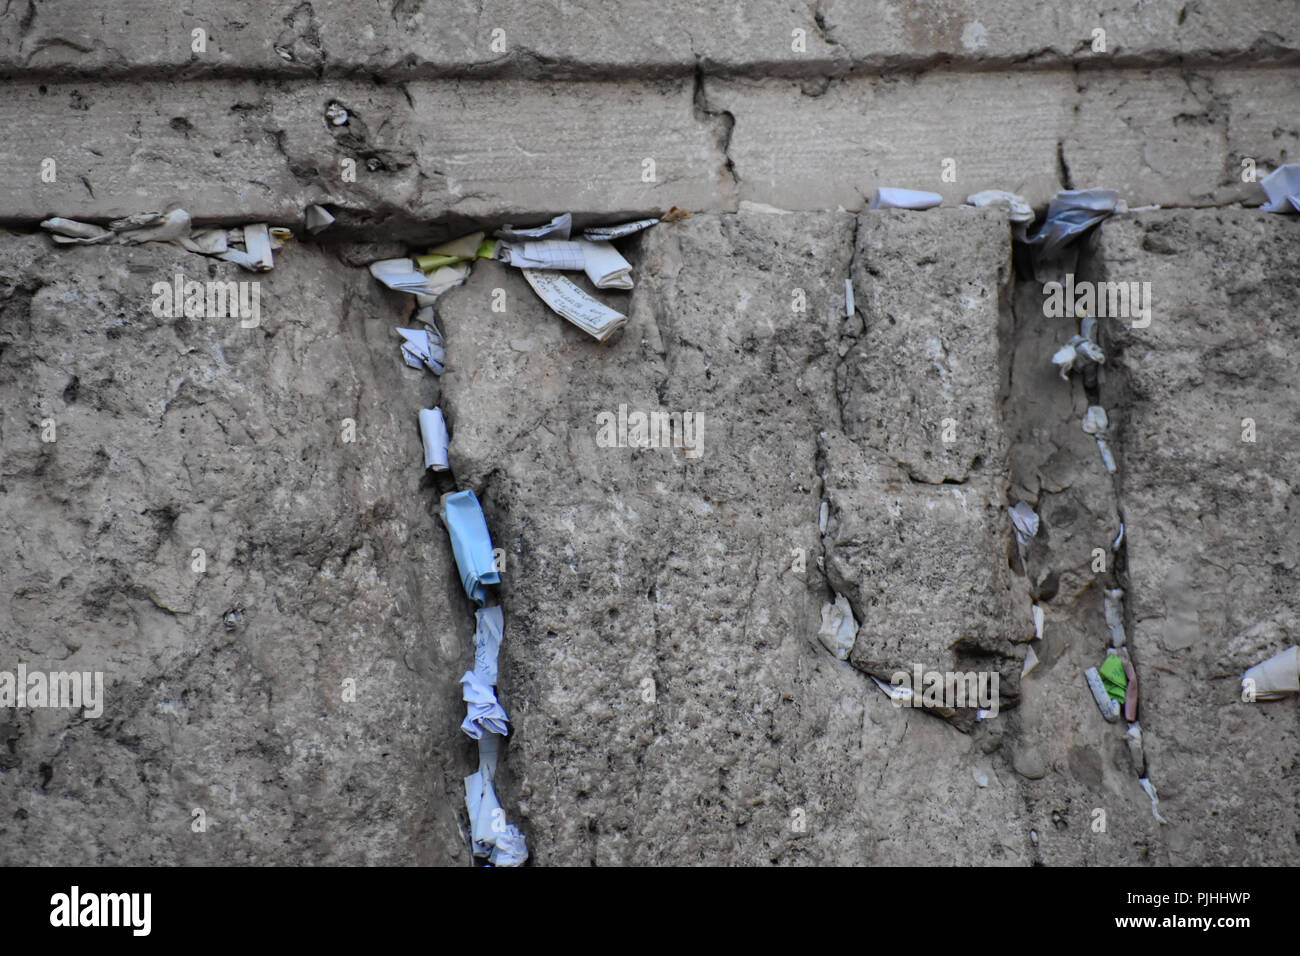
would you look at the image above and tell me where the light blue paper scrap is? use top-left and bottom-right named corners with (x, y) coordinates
top-left (464, 767), bottom-right (529, 866)
top-left (460, 670), bottom-right (509, 738)
top-left (473, 605), bottom-right (505, 686)
top-left (1018, 189), bottom-right (1118, 259)
top-left (1260, 164), bottom-right (1300, 213)
top-left (441, 489), bottom-right (500, 605)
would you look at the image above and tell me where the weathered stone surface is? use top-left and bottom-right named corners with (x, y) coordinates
top-left (0, 235), bottom-right (468, 864)
top-left (707, 71), bottom-right (1072, 211)
top-left (0, 78), bottom-right (728, 234)
top-left (2, 198), bottom-right (1297, 868)
top-left (3, 66), bottom-right (1292, 231)
top-left (823, 209), bottom-right (1027, 701)
top-left (2, 1), bottom-right (1294, 79)
top-left (842, 209), bottom-right (1010, 482)
top-left (817, 1), bottom-right (1300, 68)
top-left (436, 211), bottom-right (1034, 864)
top-left (1093, 210), bottom-right (1300, 865)
top-left (707, 67), bottom-right (1297, 211)
top-left (1067, 68), bottom-right (1300, 208)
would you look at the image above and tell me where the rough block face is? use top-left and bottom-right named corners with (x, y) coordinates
top-left (840, 209), bottom-right (1010, 482)
top-left (0, 78), bottom-right (729, 231)
top-left (821, 209), bottom-right (1026, 697)
top-left (0, 237), bottom-right (469, 864)
top-left (3, 1), bottom-right (1294, 78)
top-left (1094, 211), bottom-right (1300, 865)
top-left (2, 0), bottom-right (1298, 871)
top-left (434, 212), bottom-right (1034, 864)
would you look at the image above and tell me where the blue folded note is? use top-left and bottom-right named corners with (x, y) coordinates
top-left (441, 489), bottom-right (500, 606)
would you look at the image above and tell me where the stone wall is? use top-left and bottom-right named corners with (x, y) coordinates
top-left (0, 2), bottom-right (1295, 865)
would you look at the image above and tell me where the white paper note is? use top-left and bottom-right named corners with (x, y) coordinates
top-left (582, 218), bottom-right (658, 241)
top-left (419, 408), bottom-right (450, 471)
top-left (578, 240), bottom-right (633, 289)
top-left (521, 269), bottom-right (627, 342)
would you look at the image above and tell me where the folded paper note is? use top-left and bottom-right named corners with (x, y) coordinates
top-left (1243, 646), bottom-right (1300, 699)
top-left (1009, 502), bottom-right (1039, 545)
top-left (582, 218), bottom-right (658, 241)
top-left (305, 204), bottom-right (335, 233)
top-left (578, 240), bottom-right (633, 289)
top-left (870, 188), bottom-right (942, 210)
top-left (473, 605), bottom-right (505, 687)
top-left (966, 189), bottom-right (1034, 223)
top-left (441, 489), bottom-right (500, 605)
top-left (1259, 164), bottom-right (1300, 213)
top-left (370, 258), bottom-right (437, 296)
top-left (522, 269), bottom-right (627, 342)
top-left (509, 240), bottom-right (587, 271)
top-left (419, 408), bottom-right (450, 471)
top-left (496, 213), bottom-right (572, 241)
top-left (817, 594), bottom-right (858, 660)
top-left (1085, 667), bottom-right (1121, 722)
top-left (396, 326), bottom-right (444, 373)
top-left (220, 222), bottom-right (274, 272)
top-left (460, 670), bottom-right (510, 738)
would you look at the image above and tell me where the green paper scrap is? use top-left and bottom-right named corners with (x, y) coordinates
top-left (429, 231), bottom-right (485, 258)
top-left (415, 232), bottom-right (494, 273)
top-left (1098, 654), bottom-right (1128, 703)
top-left (415, 252), bottom-right (461, 272)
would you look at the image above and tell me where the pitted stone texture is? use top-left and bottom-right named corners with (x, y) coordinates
top-left (436, 211), bottom-right (1033, 864)
top-left (818, 1), bottom-right (1299, 67)
top-left (1067, 68), bottom-right (1300, 209)
top-left (1, 78), bottom-right (729, 234)
top-left (1095, 210), bottom-right (1300, 865)
top-left (706, 68), bottom-right (1297, 211)
top-left (824, 209), bottom-right (1027, 701)
top-left (2, 1), bottom-right (1293, 79)
top-left (821, 434), bottom-right (1028, 703)
top-left (706, 72), bottom-right (1071, 212)
top-left (0, 236), bottom-right (467, 864)
top-left (842, 208), bottom-right (1011, 482)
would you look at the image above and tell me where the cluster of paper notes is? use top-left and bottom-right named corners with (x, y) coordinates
top-left (370, 212), bottom-right (669, 350)
top-left (41, 209), bottom-right (291, 272)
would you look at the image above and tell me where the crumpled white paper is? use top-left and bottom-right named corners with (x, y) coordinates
top-left (419, 407), bottom-right (450, 471)
top-left (817, 593), bottom-right (859, 660)
top-left (870, 187), bottom-right (942, 210)
top-left (1009, 502), bottom-right (1039, 546)
top-left (495, 213), bottom-right (572, 241)
top-left (41, 209), bottom-right (280, 272)
top-left (461, 670), bottom-right (510, 739)
top-left (473, 606), bottom-right (505, 687)
top-left (1259, 164), bottom-right (1300, 213)
top-left (1139, 777), bottom-right (1167, 824)
top-left (965, 189), bottom-right (1034, 223)
top-left (396, 326), bottom-right (445, 373)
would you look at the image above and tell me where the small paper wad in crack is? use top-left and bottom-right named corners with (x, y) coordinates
top-left (522, 268), bottom-right (626, 342)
